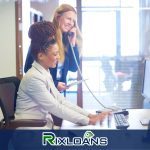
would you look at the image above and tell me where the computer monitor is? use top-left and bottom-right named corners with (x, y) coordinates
top-left (142, 59), bottom-right (150, 98)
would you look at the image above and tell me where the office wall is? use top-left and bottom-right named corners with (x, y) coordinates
top-left (31, 0), bottom-right (59, 21)
top-left (0, 1), bottom-right (16, 78)
top-left (0, 0), bottom-right (59, 78)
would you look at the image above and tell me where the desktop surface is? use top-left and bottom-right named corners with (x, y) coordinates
top-left (61, 109), bottom-right (150, 130)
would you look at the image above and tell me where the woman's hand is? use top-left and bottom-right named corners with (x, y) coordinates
top-left (68, 27), bottom-right (76, 46)
top-left (57, 82), bottom-right (69, 92)
top-left (88, 111), bottom-right (111, 125)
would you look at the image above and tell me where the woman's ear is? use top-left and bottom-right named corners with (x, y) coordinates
top-left (38, 52), bottom-right (45, 61)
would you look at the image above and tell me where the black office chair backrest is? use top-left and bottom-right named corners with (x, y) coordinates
top-left (0, 77), bottom-right (20, 127)
top-left (0, 83), bottom-right (16, 126)
top-left (0, 76), bottom-right (20, 111)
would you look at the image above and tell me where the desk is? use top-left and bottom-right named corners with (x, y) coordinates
top-left (61, 109), bottom-right (150, 129)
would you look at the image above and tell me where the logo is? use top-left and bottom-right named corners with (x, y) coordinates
top-left (42, 131), bottom-right (108, 146)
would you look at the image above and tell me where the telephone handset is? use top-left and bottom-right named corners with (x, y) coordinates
top-left (67, 23), bottom-right (76, 37)
top-left (63, 32), bottom-right (74, 45)
top-left (67, 32), bottom-right (74, 37)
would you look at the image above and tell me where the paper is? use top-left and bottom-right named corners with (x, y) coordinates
top-left (140, 119), bottom-right (150, 126)
top-left (67, 79), bottom-right (88, 88)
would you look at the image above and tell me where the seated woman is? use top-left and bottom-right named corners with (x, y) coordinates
top-left (15, 21), bottom-right (109, 129)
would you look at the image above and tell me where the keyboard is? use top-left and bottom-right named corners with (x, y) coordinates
top-left (114, 113), bottom-right (129, 129)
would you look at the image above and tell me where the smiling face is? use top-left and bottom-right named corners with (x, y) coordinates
top-left (38, 43), bottom-right (60, 69)
top-left (58, 11), bottom-right (76, 32)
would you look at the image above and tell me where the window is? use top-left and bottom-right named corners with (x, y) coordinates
top-left (60, 0), bottom-right (147, 109)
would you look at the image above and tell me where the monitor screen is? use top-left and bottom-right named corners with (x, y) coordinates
top-left (142, 59), bottom-right (150, 98)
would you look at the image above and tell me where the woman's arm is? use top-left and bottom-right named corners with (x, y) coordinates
top-left (21, 74), bottom-right (109, 126)
top-left (56, 90), bottom-right (111, 125)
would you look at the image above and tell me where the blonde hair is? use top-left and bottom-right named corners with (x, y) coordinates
top-left (52, 4), bottom-right (82, 62)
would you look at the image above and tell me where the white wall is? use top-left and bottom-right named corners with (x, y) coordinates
top-left (0, 1), bottom-right (16, 78)
top-left (31, 0), bottom-right (59, 21)
top-left (0, 0), bottom-right (59, 77)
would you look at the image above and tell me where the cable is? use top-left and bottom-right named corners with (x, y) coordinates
top-left (68, 36), bottom-right (118, 111)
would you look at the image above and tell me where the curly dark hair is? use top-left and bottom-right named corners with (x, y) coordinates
top-left (28, 21), bottom-right (56, 60)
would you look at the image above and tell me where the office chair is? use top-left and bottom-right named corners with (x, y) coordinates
top-left (0, 76), bottom-right (47, 129)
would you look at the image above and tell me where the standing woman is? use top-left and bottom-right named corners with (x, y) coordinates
top-left (24, 4), bottom-right (82, 93)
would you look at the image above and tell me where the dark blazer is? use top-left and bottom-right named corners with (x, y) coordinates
top-left (24, 34), bottom-right (80, 87)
